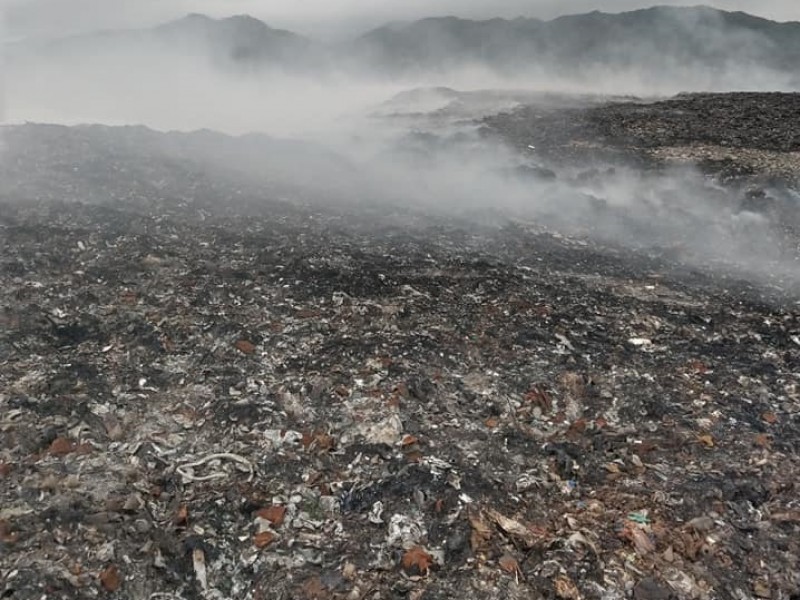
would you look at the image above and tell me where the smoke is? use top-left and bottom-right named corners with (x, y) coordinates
top-left (1, 9), bottom-right (799, 292)
top-left (4, 6), bottom-right (800, 135)
top-left (0, 5), bottom-right (6, 159)
top-left (348, 129), bottom-right (799, 290)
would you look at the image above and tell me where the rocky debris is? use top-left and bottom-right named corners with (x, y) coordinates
top-left (1, 102), bottom-right (800, 600)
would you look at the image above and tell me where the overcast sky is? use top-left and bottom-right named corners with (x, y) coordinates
top-left (4, 0), bottom-right (800, 41)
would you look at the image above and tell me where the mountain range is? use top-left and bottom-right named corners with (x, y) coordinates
top-left (354, 7), bottom-right (800, 74)
top-left (9, 6), bottom-right (800, 83)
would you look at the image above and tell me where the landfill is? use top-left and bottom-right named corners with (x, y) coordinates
top-left (1, 93), bottom-right (800, 600)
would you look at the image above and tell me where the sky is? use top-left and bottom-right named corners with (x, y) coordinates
top-left (4, 0), bottom-right (800, 41)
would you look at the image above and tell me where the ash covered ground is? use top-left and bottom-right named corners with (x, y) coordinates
top-left (1, 91), bottom-right (800, 600)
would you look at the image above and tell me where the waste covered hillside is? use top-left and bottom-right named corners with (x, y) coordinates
top-left (483, 92), bottom-right (800, 184)
top-left (1, 93), bottom-right (800, 600)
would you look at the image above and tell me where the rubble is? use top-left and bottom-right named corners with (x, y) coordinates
top-left (1, 98), bottom-right (800, 600)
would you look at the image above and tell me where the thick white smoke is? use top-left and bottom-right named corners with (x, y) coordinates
top-left (1, 7), bottom-right (798, 292)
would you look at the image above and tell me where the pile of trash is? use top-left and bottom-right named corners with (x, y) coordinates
top-left (482, 92), bottom-right (800, 185)
top-left (1, 115), bottom-right (799, 600)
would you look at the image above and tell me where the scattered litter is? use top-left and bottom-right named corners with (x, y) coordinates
top-left (176, 453), bottom-right (255, 483)
top-left (627, 512), bottom-right (651, 525)
top-left (192, 548), bottom-right (208, 592)
top-left (2, 112), bottom-right (799, 599)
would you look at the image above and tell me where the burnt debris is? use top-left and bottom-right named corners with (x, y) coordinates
top-left (1, 95), bottom-right (800, 600)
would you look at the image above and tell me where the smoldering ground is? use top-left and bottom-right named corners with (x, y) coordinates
top-left (1, 13), bottom-right (799, 294)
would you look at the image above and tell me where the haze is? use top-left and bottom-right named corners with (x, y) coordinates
top-left (4, 0), bottom-right (800, 40)
top-left (1, 1), bottom-right (798, 290)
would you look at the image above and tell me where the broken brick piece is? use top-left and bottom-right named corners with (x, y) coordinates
top-left (401, 546), bottom-right (433, 576)
top-left (498, 554), bottom-right (520, 575)
top-left (99, 565), bottom-right (121, 592)
top-left (235, 339), bottom-right (256, 354)
top-left (0, 520), bottom-right (20, 545)
top-left (174, 504), bottom-right (189, 526)
top-left (254, 531), bottom-right (276, 548)
top-left (49, 437), bottom-right (75, 456)
top-left (256, 505), bottom-right (287, 527)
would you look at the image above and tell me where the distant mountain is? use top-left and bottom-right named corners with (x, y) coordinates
top-left (152, 14), bottom-right (320, 67)
top-left (352, 6), bottom-right (800, 79)
top-left (7, 6), bottom-right (800, 87)
top-left (14, 13), bottom-right (325, 72)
